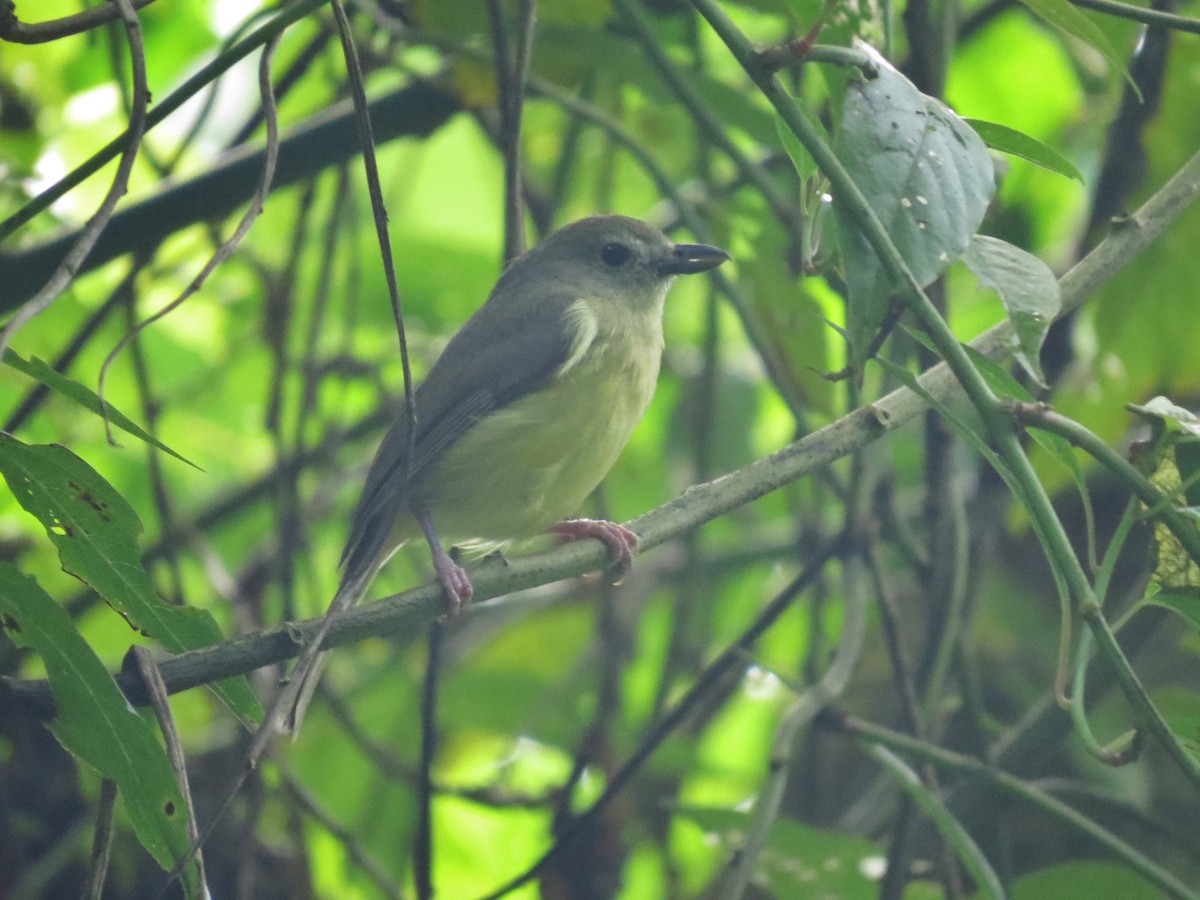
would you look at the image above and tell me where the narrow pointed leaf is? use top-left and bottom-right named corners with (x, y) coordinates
top-left (3, 349), bottom-right (197, 469)
top-left (1014, 0), bottom-right (1140, 100)
top-left (965, 118), bottom-right (1083, 183)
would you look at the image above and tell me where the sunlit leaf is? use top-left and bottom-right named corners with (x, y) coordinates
top-left (0, 436), bottom-right (261, 726)
top-left (1011, 861), bottom-right (1163, 899)
top-left (2, 349), bottom-right (196, 468)
top-left (1146, 587), bottom-right (1200, 632)
top-left (1128, 396), bottom-right (1200, 437)
top-left (677, 806), bottom-right (881, 897)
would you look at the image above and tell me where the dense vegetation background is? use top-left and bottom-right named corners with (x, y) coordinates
top-left (2, 0), bottom-right (1200, 897)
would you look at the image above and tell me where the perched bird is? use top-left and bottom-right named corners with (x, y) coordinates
top-left (283, 214), bottom-right (728, 729)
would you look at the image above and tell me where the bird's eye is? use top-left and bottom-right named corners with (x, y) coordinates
top-left (600, 242), bottom-right (632, 267)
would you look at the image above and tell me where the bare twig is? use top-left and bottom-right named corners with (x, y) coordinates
top-left (0, 0), bottom-right (149, 359)
top-left (0, 0), bottom-right (158, 44)
top-left (81, 779), bottom-right (118, 900)
top-left (96, 34), bottom-right (283, 438)
top-left (414, 622), bottom-right (444, 900)
top-left (132, 647), bottom-right (208, 898)
top-left (487, 0), bottom-right (536, 260)
top-left (477, 537), bottom-right (843, 900)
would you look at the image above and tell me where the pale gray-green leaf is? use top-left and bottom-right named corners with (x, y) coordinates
top-left (1128, 396), bottom-right (1200, 437)
top-left (834, 42), bottom-right (995, 372)
top-left (960, 235), bottom-right (1061, 385)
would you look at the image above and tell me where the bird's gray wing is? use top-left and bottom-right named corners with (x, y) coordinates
top-left (338, 291), bottom-right (581, 588)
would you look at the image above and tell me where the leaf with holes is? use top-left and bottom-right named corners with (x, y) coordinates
top-left (0, 564), bottom-right (199, 892)
top-left (833, 42), bottom-right (995, 373)
top-left (0, 435), bottom-right (261, 726)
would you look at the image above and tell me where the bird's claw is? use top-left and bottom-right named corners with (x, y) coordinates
top-left (433, 551), bottom-right (473, 619)
top-left (551, 518), bottom-right (639, 584)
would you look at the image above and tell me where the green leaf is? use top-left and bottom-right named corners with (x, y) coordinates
top-left (0, 563), bottom-right (200, 893)
top-left (737, 211), bottom-right (835, 416)
top-left (833, 42), bottom-right (995, 373)
top-left (1164, 714), bottom-right (1200, 763)
top-left (959, 235), bottom-right (1062, 386)
top-left (0, 436), bottom-right (261, 726)
top-left (2, 349), bottom-right (197, 469)
top-left (959, 343), bottom-right (1077, 464)
top-left (1146, 587), bottom-right (1200, 631)
top-left (1012, 0), bottom-right (1140, 101)
top-left (1010, 861), bottom-right (1164, 899)
top-left (964, 119), bottom-right (1084, 183)
top-left (776, 103), bottom-right (818, 182)
top-left (677, 806), bottom-right (880, 898)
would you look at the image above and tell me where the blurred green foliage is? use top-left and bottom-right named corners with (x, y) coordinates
top-left (2, 0), bottom-right (1200, 897)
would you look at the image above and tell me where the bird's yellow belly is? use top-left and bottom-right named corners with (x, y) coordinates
top-left (420, 338), bottom-right (660, 548)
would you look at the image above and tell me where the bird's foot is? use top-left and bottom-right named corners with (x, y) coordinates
top-left (550, 518), bottom-right (639, 584)
top-left (432, 547), bottom-right (473, 619)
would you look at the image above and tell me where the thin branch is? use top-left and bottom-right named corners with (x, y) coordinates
top-left (477, 537), bottom-right (843, 900)
top-left (0, 0), bottom-right (158, 44)
top-left (5, 140), bottom-right (1200, 719)
top-left (0, 81), bottom-right (459, 313)
top-left (614, 0), bottom-right (802, 236)
top-left (717, 542), bottom-right (867, 900)
top-left (1072, 0), bottom-right (1200, 33)
top-left (0, 0), bottom-right (327, 244)
top-left (96, 32), bottom-right (283, 439)
top-left (82, 779), bottom-right (118, 900)
top-left (868, 745), bottom-right (1004, 898)
top-left (247, 0), bottom-right (419, 749)
top-left (0, 0), bottom-right (149, 359)
top-left (131, 647), bottom-right (207, 897)
top-left (1011, 403), bottom-right (1200, 569)
top-left (487, 0), bottom-right (536, 260)
top-left (819, 711), bottom-right (1195, 899)
top-left (691, 0), bottom-right (1200, 793)
top-left (280, 766), bottom-right (405, 898)
top-left (414, 623), bottom-right (444, 900)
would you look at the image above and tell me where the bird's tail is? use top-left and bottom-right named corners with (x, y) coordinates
top-left (279, 563), bottom-right (378, 735)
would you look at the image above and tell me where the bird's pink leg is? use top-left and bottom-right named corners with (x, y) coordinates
top-left (414, 505), bottom-right (473, 616)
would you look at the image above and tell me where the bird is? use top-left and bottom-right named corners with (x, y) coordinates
top-left (282, 214), bottom-right (728, 731)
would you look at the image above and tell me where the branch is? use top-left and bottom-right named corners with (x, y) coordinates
top-left (5, 106), bottom-right (1200, 723)
top-left (0, 80), bottom-right (460, 315)
top-left (0, 0), bottom-right (159, 44)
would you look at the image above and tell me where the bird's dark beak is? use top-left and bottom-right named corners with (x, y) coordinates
top-left (657, 243), bottom-right (730, 276)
